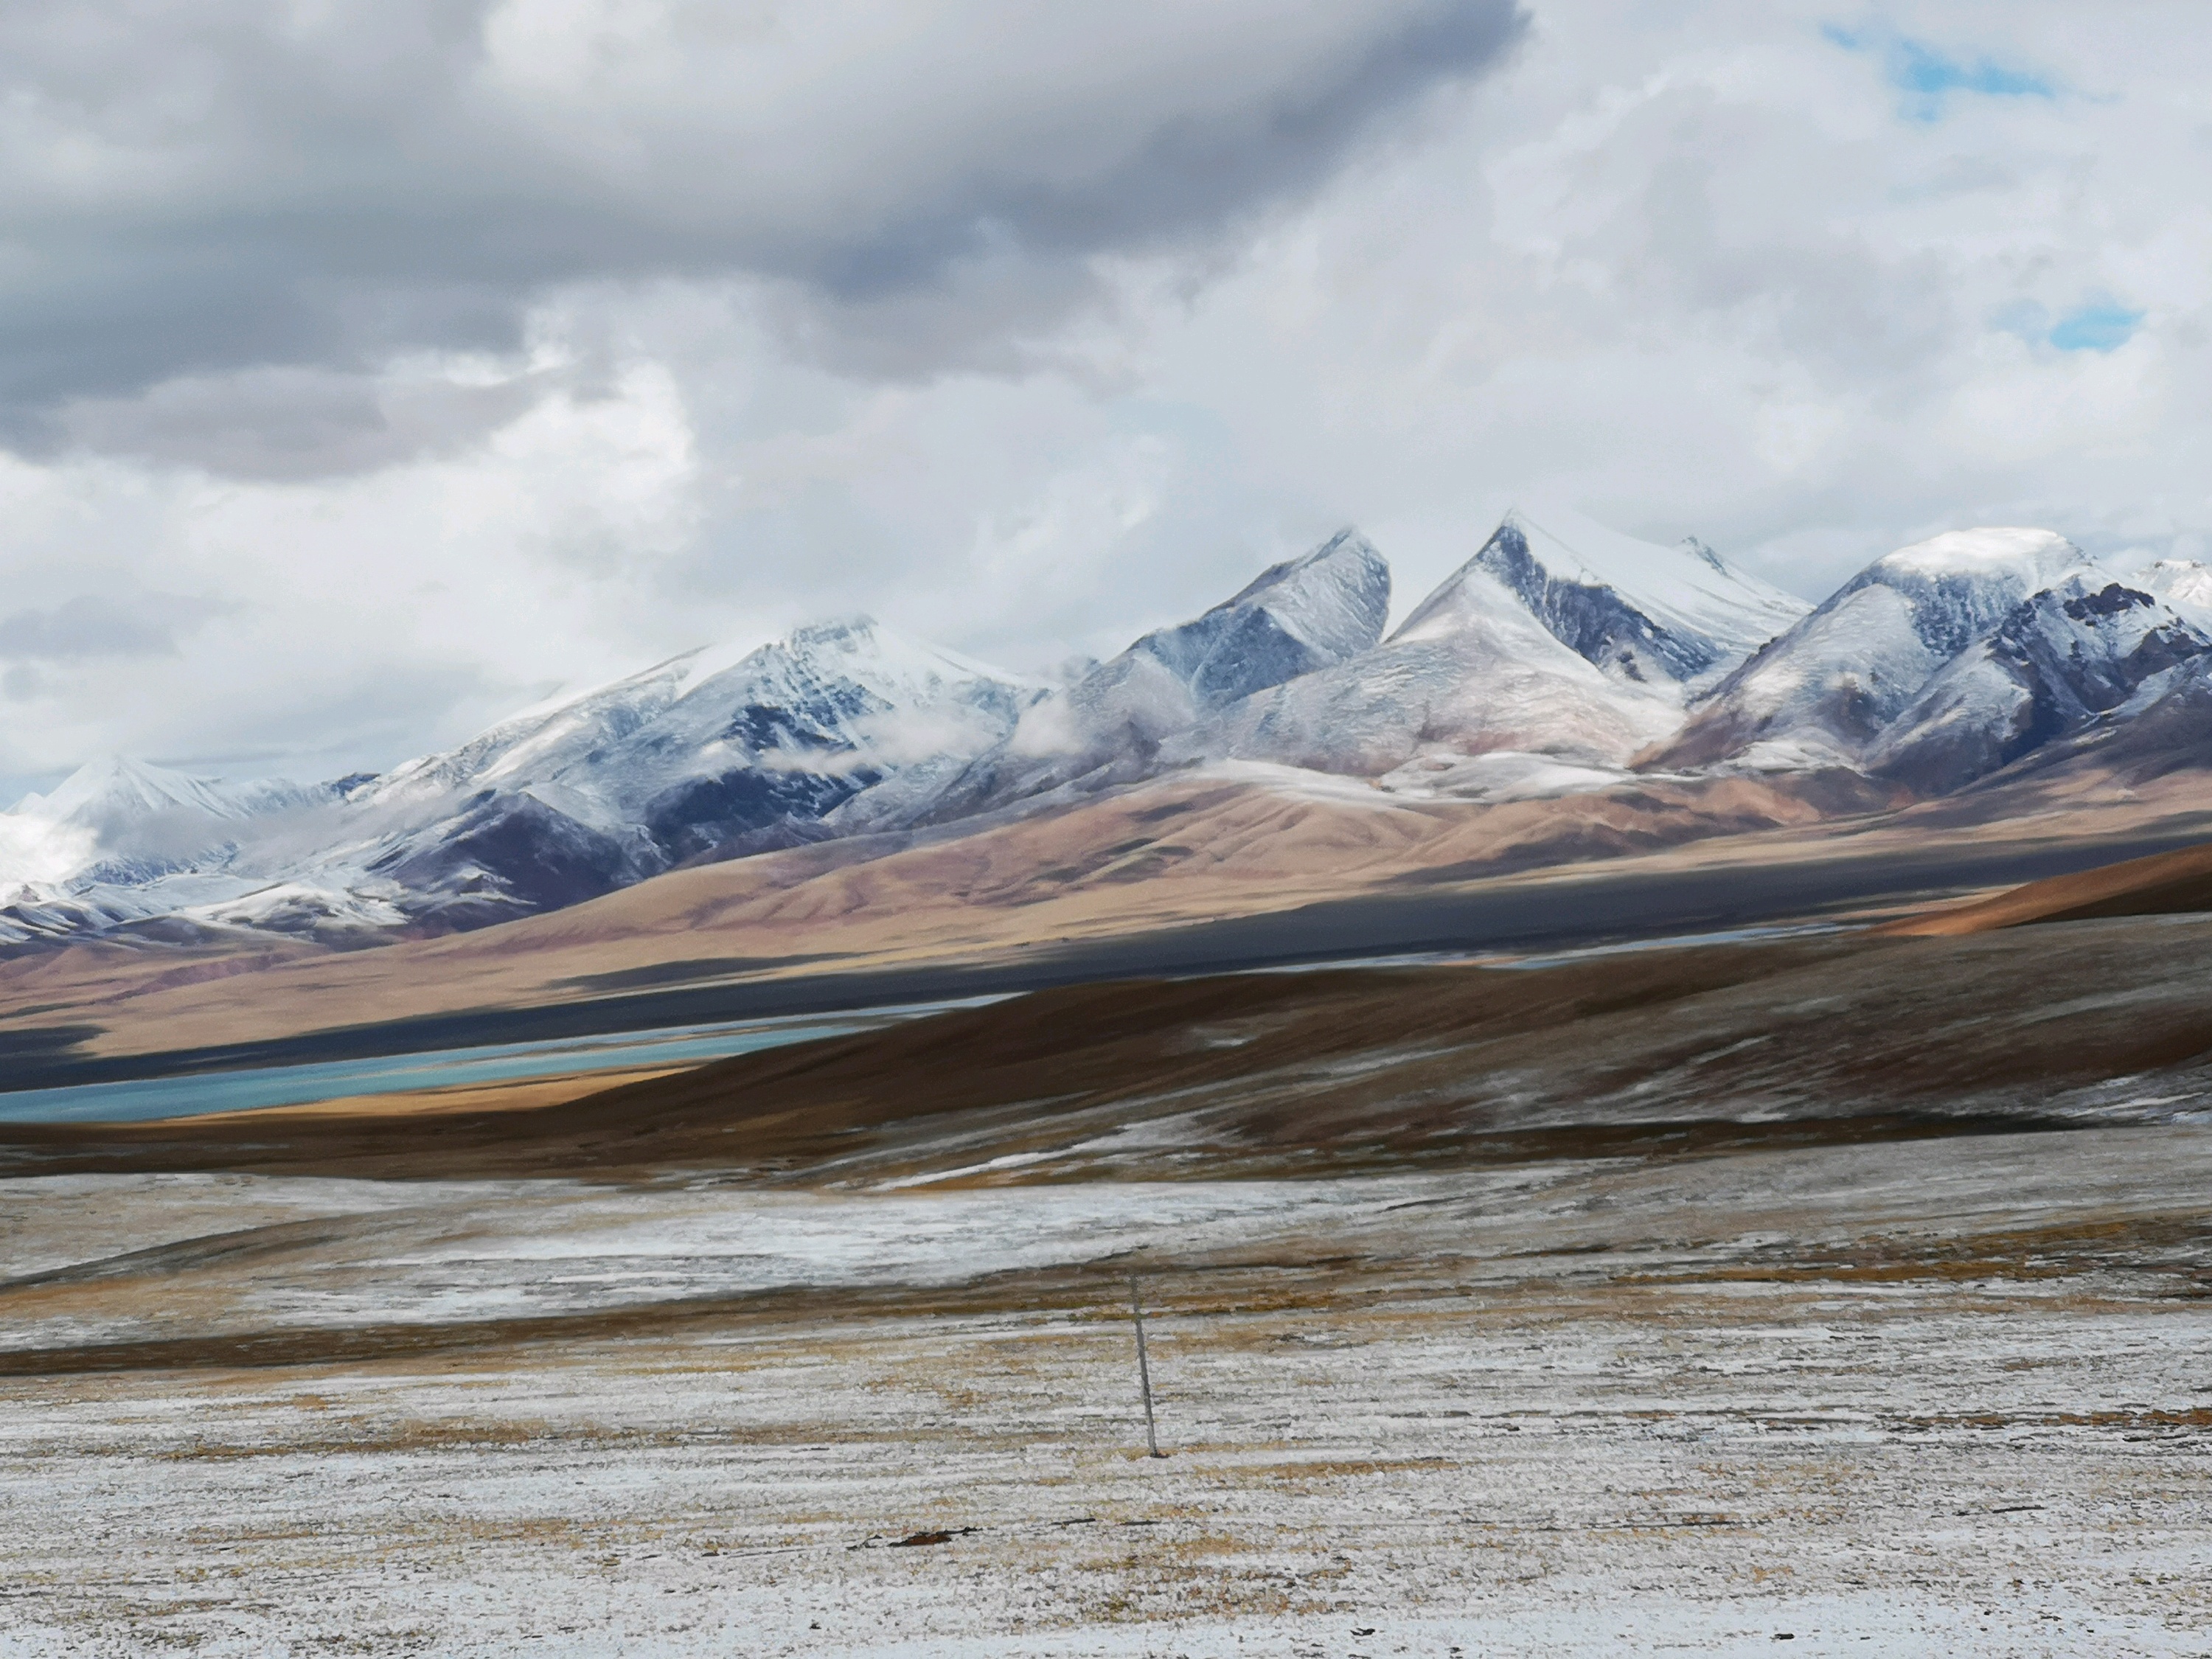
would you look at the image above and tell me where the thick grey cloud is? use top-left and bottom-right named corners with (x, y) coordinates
top-left (0, 1), bottom-right (2206, 800)
top-left (0, 0), bottom-right (1523, 473)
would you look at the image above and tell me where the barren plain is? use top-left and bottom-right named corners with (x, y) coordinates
top-left (2, 1127), bottom-right (2208, 1656)
top-left (3, 905), bottom-right (2211, 1655)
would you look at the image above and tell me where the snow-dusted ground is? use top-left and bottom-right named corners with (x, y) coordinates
top-left (2, 1127), bottom-right (2209, 1655)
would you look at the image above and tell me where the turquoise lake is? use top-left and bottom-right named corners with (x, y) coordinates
top-left (0, 999), bottom-right (992, 1125)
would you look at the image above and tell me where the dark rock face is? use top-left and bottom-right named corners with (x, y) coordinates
top-left (1997, 655), bottom-right (2212, 789)
top-left (371, 792), bottom-right (652, 930)
top-left (719, 695), bottom-right (871, 754)
top-left (641, 767), bottom-right (875, 863)
top-left (1871, 583), bottom-right (2212, 793)
top-left (1472, 521), bottom-right (1709, 684)
top-left (1124, 527), bottom-right (1392, 710)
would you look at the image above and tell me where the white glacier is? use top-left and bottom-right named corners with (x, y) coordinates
top-left (2132, 559), bottom-right (2212, 628)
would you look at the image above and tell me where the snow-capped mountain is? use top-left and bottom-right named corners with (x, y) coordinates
top-left (14, 510), bottom-right (2212, 953)
top-left (851, 512), bottom-right (1801, 819)
top-left (1186, 542), bottom-right (1680, 779)
top-left (1113, 526), bottom-right (1393, 714)
top-left (14, 754), bottom-right (310, 833)
top-left (1468, 509), bottom-right (1808, 688)
top-left (364, 616), bottom-right (1043, 852)
top-left (1165, 510), bottom-right (1801, 788)
top-left (1654, 528), bottom-right (2097, 771)
top-left (0, 757), bottom-right (343, 945)
top-left (0, 620), bottom-right (1048, 943)
top-left (317, 616), bottom-right (1051, 930)
top-left (2133, 559), bottom-right (2212, 627)
top-left (0, 756), bottom-right (323, 889)
top-left (1864, 575), bottom-right (2211, 791)
top-left (832, 529), bottom-right (1392, 831)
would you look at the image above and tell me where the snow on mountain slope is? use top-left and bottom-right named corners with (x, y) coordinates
top-left (831, 530), bottom-right (1391, 831)
top-left (2132, 560), bottom-right (2212, 627)
top-left (363, 617), bottom-right (1043, 849)
top-left (1865, 576), bottom-right (2212, 790)
top-left (0, 621), bottom-right (1048, 944)
top-left (19, 515), bottom-right (2212, 953)
top-left (1470, 509), bottom-right (1808, 687)
top-left (0, 757), bottom-right (337, 945)
top-left (0, 757), bottom-right (320, 889)
top-left (1048, 527), bottom-right (1391, 745)
top-left (588, 618), bottom-right (1048, 858)
top-left (1119, 527), bottom-right (1394, 712)
top-left (302, 616), bottom-right (1051, 929)
top-left (1183, 542), bottom-right (1682, 779)
top-left (13, 755), bottom-right (307, 832)
top-left (1653, 528), bottom-right (2096, 771)
top-left (1963, 648), bottom-right (2212, 799)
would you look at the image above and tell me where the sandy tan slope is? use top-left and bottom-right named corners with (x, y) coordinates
top-left (1885, 838), bottom-right (2212, 936)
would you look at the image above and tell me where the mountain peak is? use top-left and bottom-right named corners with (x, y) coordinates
top-left (2132, 559), bottom-right (2212, 627)
top-left (786, 614), bottom-right (881, 650)
top-left (1398, 506), bottom-right (1807, 686)
top-left (1123, 527), bottom-right (1391, 711)
top-left (1870, 526), bottom-right (2082, 584)
top-left (1865, 572), bottom-right (2211, 790)
top-left (18, 754), bottom-right (263, 828)
top-left (1652, 527), bottom-right (2107, 773)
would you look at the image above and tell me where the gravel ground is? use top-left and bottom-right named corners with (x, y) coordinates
top-left (1, 1127), bottom-right (2209, 1656)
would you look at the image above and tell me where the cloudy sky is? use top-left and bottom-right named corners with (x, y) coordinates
top-left (0, 0), bottom-right (2204, 796)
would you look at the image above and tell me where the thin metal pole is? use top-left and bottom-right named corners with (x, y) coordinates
top-left (1130, 1277), bottom-right (1164, 1458)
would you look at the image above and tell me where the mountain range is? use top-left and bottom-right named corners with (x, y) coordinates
top-left (6, 507), bottom-right (2211, 950)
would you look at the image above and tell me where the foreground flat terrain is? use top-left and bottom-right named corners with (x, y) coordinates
top-left (4, 911), bottom-right (2210, 1655)
top-left (1, 1123), bottom-right (2208, 1656)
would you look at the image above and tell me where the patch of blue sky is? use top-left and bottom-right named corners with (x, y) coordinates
top-left (2048, 303), bottom-right (2144, 353)
top-left (1993, 299), bottom-right (2145, 354)
top-left (1823, 22), bottom-right (2058, 122)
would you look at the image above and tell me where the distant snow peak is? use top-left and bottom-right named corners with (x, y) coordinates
top-left (1874, 526), bottom-right (2083, 582)
top-left (1196, 546), bottom-right (1683, 778)
top-left (20, 513), bottom-right (2212, 952)
top-left (362, 610), bottom-right (1049, 873)
top-left (2134, 559), bottom-right (2212, 627)
top-left (1032, 526), bottom-right (1393, 750)
top-left (1846, 526), bottom-right (2091, 659)
top-left (1422, 507), bottom-right (1808, 689)
top-left (0, 754), bottom-right (333, 937)
top-left (1650, 525), bottom-right (2146, 779)
top-left (0, 611), bottom-right (1052, 945)
top-left (15, 754), bottom-right (298, 830)
top-left (1866, 574), bottom-right (2211, 790)
top-left (1126, 526), bottom-right (1391, 711)
top-left (826, 529), bottom-right (1395, 833)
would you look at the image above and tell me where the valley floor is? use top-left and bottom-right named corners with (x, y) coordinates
top-left (3, 1124), bottom-right (2208, 1656)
